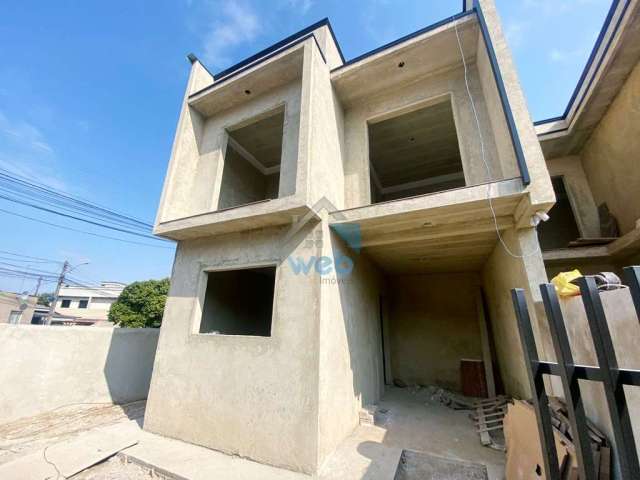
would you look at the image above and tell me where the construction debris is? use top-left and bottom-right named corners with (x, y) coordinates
top-left (472, 396), bottom-right (509, 451)
top-left (504, 398), bottom-right (610, 480)
top-left (423, 385), bottom-right (477, 410)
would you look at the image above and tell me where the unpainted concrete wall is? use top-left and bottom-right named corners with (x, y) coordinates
top-left (581, 61), bottom-right (640, 235)
top-left (559, 288), bottom-right (640, 474)
top-left (387, 273), bottom-right (483, 392)
top-left (307, 44), bottom-right (345, 209)
top-left (481, 228), bottom-right (551, 398)
top-left (0, 325), bottom-right (159, 424)
top-left (342, 64), bottom-right (504, 209)
top-left (545, 155), bottom-right (600, 238)
top-left (161, 80), bottom-right (302, 221)
top-left (144, 224), bottom-right (323, 474)
top-left (316, 226), bottom-right (385, 464)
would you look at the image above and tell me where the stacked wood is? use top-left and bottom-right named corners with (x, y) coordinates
top-left (504, 398), bottom-right (610, 480)
top-left (471, 396), bottom-right (509, 451)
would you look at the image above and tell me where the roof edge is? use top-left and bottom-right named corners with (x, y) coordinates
top-left (535, 0), bottom-right (629, 128)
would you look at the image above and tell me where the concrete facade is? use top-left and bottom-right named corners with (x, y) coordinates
top-left (144, 1), bottom-right (573, 474)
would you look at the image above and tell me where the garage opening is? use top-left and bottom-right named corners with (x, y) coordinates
top-left (218, 107), bottom-right (283, 210)
top-left (537, 176), bottom-right (580, 250)
top-left (368, 99), bottom-right (465, 204)
top-left (199, 266), bottom-right (276, 336)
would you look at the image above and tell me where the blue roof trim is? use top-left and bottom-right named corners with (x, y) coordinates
top-left (331, 10), bottom-right (475, 72)
top-left (474, 0), bottom-right (530, 185)
top-left (189, 33), bottom-right (325, 98)
top-left (211, 18), bottom-right (339, 80)
top-left (535, 0), bottom-right (628, 127)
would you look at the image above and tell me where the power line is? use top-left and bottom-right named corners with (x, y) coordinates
top-left (0, 193), bottom-right (165, 241)
top-left (0, 207), bottom-right (175, 250)
top-left (0, 168), bottom-right (153, 228)
top-left (0, 249), bottom-right (64, 263)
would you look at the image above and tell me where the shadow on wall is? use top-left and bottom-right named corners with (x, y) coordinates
top-left (104, 328), bottom-right (159, 405)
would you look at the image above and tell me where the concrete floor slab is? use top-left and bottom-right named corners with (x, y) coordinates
top-left (121, 431), bottom-right (309, 480)
top-left (372, 387), bottom-right (505, 480)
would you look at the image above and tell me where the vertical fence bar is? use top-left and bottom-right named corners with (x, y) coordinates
top-left (623, 266), bottom-right (640, 320)
top-left (540, 283), bottom-right (597, 480)
top-left (577, 276), bottom-right (640, 480)
top-left (511, 288), bottom-right (561, 480)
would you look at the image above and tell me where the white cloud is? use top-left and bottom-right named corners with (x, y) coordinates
top-left (201, 1), bottom-right (261, 67)
top-left (549, 47), bottom-right (587, 63)
top-left (0, 109), bottom-right (72, 193)
top-left (288, 0), bottom-right (313, 14)
top-left (0, 111), bottom-right (54, 155)
top-left (504, 21), bottom-right (529, 49)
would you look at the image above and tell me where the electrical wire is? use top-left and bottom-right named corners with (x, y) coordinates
top-left (0, 207), bottom-right (175, 250)
top-left (0, 193), bottom-right (165, 241)
top-left (0, 249), bottom-right (64, 263)
top-left (453, 16), bottom-right (540, 259)
top-left (0, 167), bottom-right (153, 228)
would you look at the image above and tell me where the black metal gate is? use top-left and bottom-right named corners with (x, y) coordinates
top-left (511, 266), bottom-right (640, 480)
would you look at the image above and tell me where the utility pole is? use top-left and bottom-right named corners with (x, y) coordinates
top-left (34, 276), bottom-right (43, 297)
top-left (46, 260), bottom-right (69, 325)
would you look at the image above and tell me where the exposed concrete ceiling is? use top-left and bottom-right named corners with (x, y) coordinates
top-left (228, 109), bottom-right (284, 169)
top-left (331, 16), bottom-right (479, 106)
top-left (189, 45), bottom-right (305, 118)
top-left (369, 99), bottom-right (464, 189)
top-left (330, 179), bottom-right (524, 274)
top-left (538, 2), bottom-right (640, 159)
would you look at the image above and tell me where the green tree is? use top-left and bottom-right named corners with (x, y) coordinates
top-left (109, 278), bottom-right (170, 328)
top-left (37, 292), bottom-right (54, 306)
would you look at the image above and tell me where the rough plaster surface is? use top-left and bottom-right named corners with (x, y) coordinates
top-left (481, 228), bottom-right (550, 398)
top-left (0, 325), bottom-right (158, 424)
top-left (388, 273), bottom-right (483, 391)
top-left (342, 65), bottom-right (506, 209)
top-left (144, 224), bottom-right (323, 474)
top-left (317, 227), bottom-right (385, 463)
top-left (581, 61), bottom-right (640, 235)
top-left (558, 289), bottom-right (640, 466)
top-left (545, 155), bottom-right (600, 238)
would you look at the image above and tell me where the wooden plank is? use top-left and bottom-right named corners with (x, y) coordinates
top-left (477, 290), bottom-right (496, 398)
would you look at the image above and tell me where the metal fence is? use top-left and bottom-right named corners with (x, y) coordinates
top-left (511, 266), bottom-right (640, 480)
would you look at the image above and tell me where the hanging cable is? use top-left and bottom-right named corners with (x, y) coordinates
top-left (453, 15), bottom-right (541, 259)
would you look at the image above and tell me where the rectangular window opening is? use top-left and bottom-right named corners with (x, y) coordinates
top-left (61, 299), bottom-right (71, 308)
top-left (368, 99), bottom-right (465, 204)
top-left (537, 176), bottom-right (580, 250)
top-left (199, 266), bottom-right (276, 336)
top-left (217, 108), bottom-right (284, 210)
top-left (78, 299), bottom-right (89, 309)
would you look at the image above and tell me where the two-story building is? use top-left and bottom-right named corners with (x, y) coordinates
top-left (52, 281), bottom-right (126, 326)
top-left (144, 0), bottom-right (639, 475)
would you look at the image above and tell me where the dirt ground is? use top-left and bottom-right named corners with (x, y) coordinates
top-left (0, 401), bottom-right (145, 470)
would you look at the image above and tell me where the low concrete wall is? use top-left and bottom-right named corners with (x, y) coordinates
top-left (0, 325), bottom-right (159, 424)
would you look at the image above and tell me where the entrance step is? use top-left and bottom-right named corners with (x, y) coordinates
top-left (120, 431), bottom-right (307, 480)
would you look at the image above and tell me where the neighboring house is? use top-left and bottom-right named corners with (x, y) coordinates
top-left (535, 0), bottom-right (640, 278)
top-left (0, 291), bottom-right (38, 325)
top-left (52, 281), bottom-right (126, 326)
top-left (143, 0), bottom-right (639, 475)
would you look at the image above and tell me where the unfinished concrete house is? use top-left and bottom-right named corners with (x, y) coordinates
top-left (144, 0), bottom-right (572, 475)
top-left (536, 0), bottom-right (640, 278)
